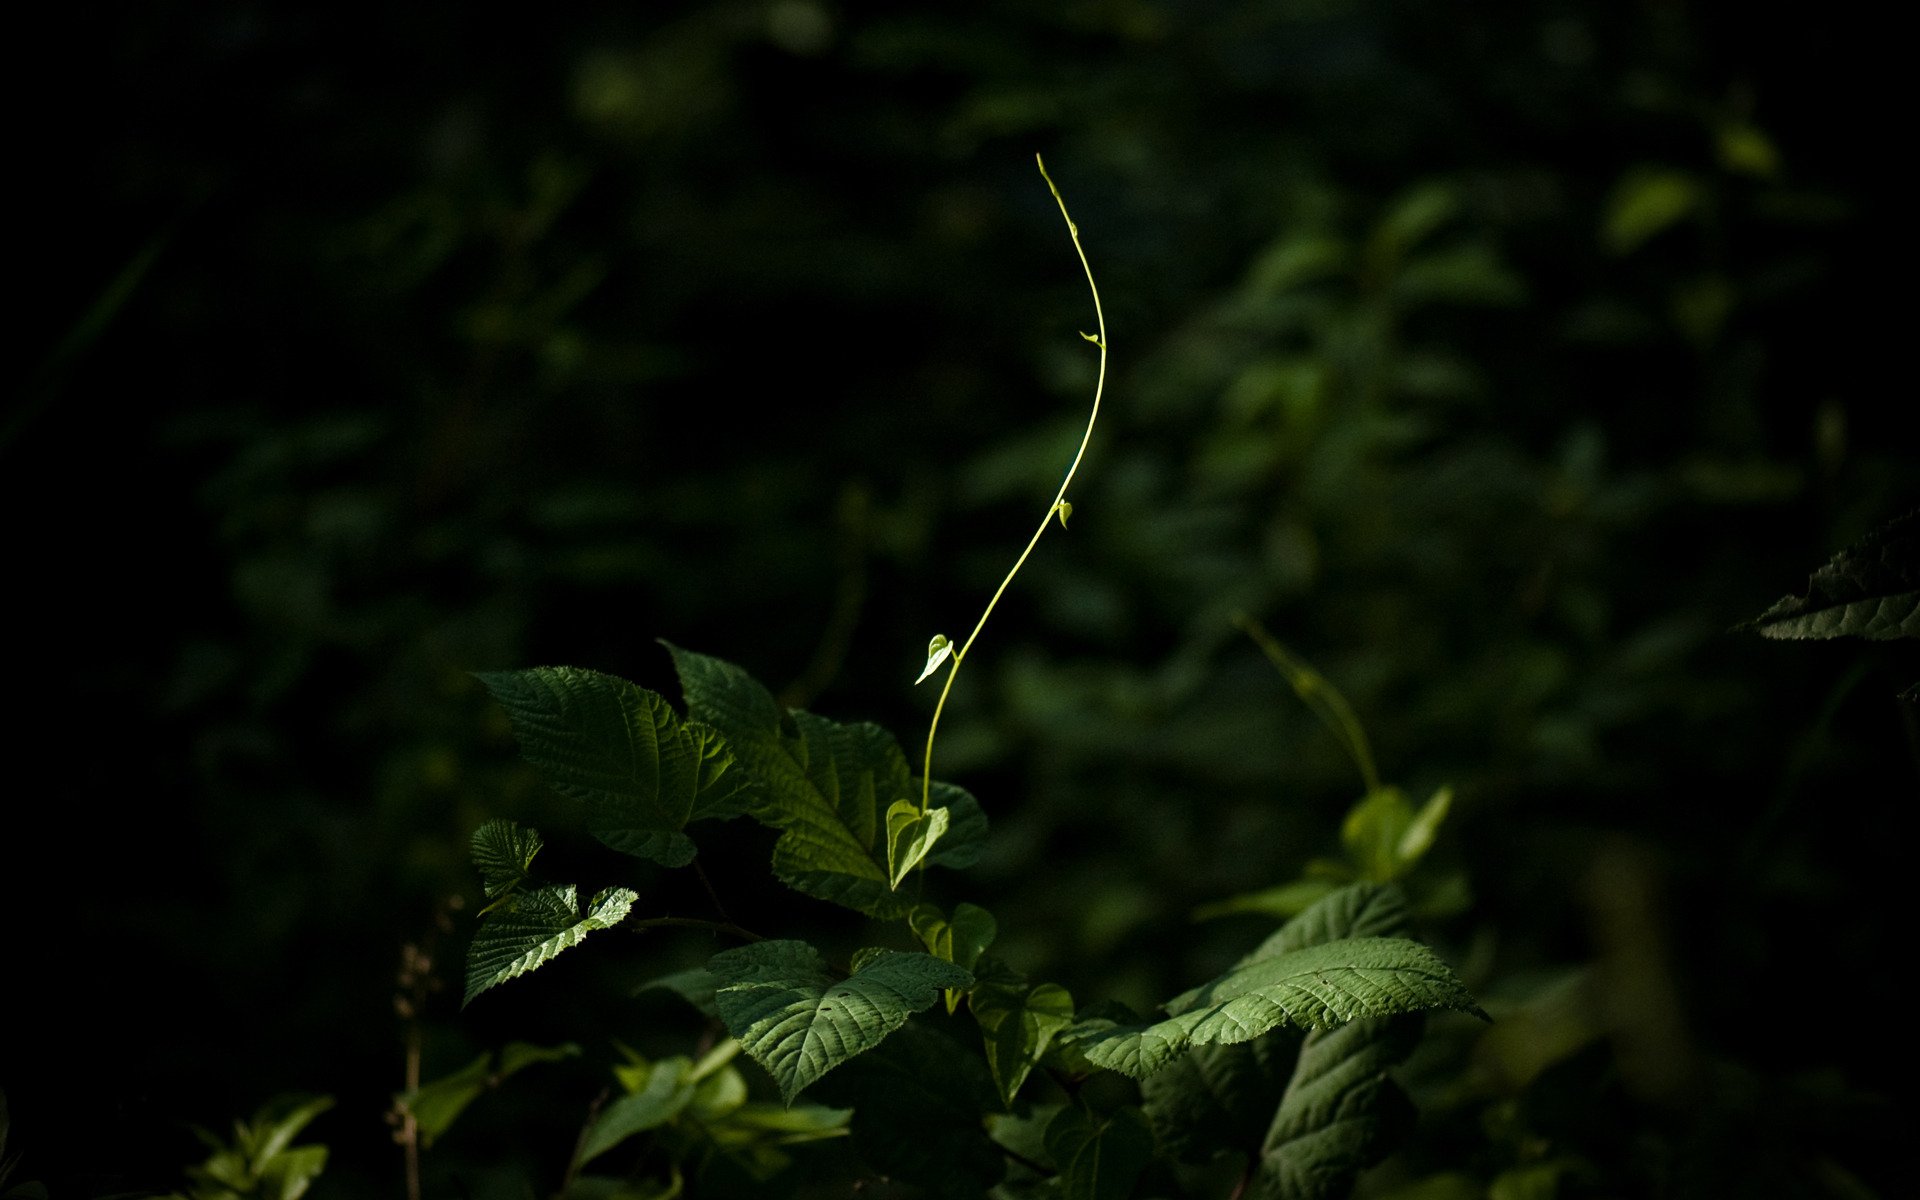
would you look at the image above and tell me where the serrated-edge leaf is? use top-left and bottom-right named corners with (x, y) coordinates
top-left (464, 885), bottom-right (637, 1007)
top-left (476, 667), bottom-right (751, 867)
top-left (470, 819), bottom-right (543, 899)
top-left (1064, 937), bottom-right (1480, 1078)
top-left (1254, 1016), bottom-right (1422, 1200)
top-left (664, 643), bottom-right (980, 916)
top-left (709, 940), bottom-right (972, 1103)
top-left (1746, 511), bottom-right (1920, 641)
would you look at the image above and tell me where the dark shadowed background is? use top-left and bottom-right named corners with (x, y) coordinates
top-left (7, 2), bottom-right (1915, 1197)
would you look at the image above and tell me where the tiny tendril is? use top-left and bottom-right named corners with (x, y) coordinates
top-left (920, 154), bottom-right (1108, 815)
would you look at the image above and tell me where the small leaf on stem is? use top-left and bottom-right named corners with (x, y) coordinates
top-left (915, 635), bottom-right (954, 685)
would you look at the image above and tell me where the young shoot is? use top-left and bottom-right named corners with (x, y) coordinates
top-left (914, 154), bottom-right (1109, 822)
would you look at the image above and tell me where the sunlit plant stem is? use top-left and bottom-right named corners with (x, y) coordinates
top-left (918, 154), bottom-right (1109, 815)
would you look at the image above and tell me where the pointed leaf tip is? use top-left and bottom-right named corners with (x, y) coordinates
top-left (916, 634), bottom-right (954, 684)
top-left (886, 799), bottom-right (951, 888)
top-left (1055, 500), bottom-right (1073, 529)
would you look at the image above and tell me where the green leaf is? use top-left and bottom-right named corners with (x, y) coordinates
top-left (811, 1022), bottom-right (1005, 1198)
top-left (969, 961), bottom-right (1074, 1107)
top-left (576, 1056), bottom-right (699, 1169)
top-left (635, 966), bottom-right (719, 1017)
top-left (476, 667), bottom-right (752, 866)
top-left (1056, 498), bottom-right (1074, 527)
top-left (1213, 882), bottom-right (1413, 978)
top-left (469, 818), bottom-right (542, 900)
top-left (916, 634), bottom-right (954, 684)
top-left (1063, 937), bottom-right (1480, 1078)
top-left (707, 940), bottom-right (972, 1103)
top-left (401, 1043), bottom-right (578, 1148)
top-left (664, 643), bottom-right (983, 916)
top-left (464, 884), bottom-right (637, 1007)
top-left (1603, 167), bottom-right (1701, 254)
top-left (1044, 1105), bottom-right (1156, 1200)
top-left (1340, 787), bottom-right (1449, 883)
top-left (1141, 1029), bottom-right (1299, 1162)
top-left (1745, 511), bottom-right (1920, 641)
top-left (885, 800), bottom-right (949, 887)
top-left (908, 903), bottom-right (997, 970)
top-left (1253, 1017), bottom-right (1421, 1199)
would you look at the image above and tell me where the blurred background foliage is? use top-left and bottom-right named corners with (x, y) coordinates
top-left (8, 1), bottom-right (1914, 1196)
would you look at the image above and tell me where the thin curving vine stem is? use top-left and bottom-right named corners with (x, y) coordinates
top-left (919, 154), bottom-right (1109, 815)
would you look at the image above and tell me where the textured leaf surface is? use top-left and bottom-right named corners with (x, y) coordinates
top-left (665, 643), bottom-right (983, 915)
top-left (1063, 936), bottom-right (1474, 1078)
top-left (470, 819), bottom-right (542, 899)
top-left (1200, 883), bottom-right (1413, 991)
top-left (1141, 1030), bottom-right (1299, 1162)
top-left (1255, 1017), bottom-right (1420, 1200)
top-left (477, 667), bottom-right (752, 866)
top-left (970, 961), bottom-right (1074, 1107)
top-left (1746, 510), bottom-right (1919, 640)
top-left (464, 885), bottom-right (636, 1006)
top-left (1045, 1105), bottom-right (1156, 1200)
top-left (707, 940), bottom-right (971, 1102)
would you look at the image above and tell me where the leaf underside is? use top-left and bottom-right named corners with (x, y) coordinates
top-left (1747, 510), bottom-right (1919, 640)
top-left (464, 884), bottom-right (636, 1007)
top-left (707, 940), bottom-right (972, 1103)
top-left (476, 666), bottom-right (752, 866)
top-left (665, 643), bottom-right (986, 916)
top-left (470, 818), bottom-right (543, 899)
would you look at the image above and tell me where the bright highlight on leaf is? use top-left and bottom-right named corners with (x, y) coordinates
top-left (1055, 499), bottom-right (1073, 528)
top-left (916, 634), bottom-right (954, 684)
top-left (707, 940), bottom-right (972, 1103)
top-left (1745, 509), bottom-right (1919, 641)
top-left (1061, 936), bottom-right (1482, 1078)
top-left (464, 884), bottom-right (636, 1007)
top-left (884, 799), bottom-right (949, 888)
top-left (475, 667), bottom-right (752, 867)
top-left (665, 643), bottom-right (985, 917)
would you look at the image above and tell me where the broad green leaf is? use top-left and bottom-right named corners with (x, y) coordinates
top-left (1044, 1105), bottom-right (1155, 1200)
top-left (1063, 937), bottom-right (1480, 1078)
top-left (924, 780), bottom-right (988, 869)
top-left (1209, 882), bottom-right (1412, 982)
top-left (476, 667), bottom-right (752, 866)
top-left (1745, 511), bottom-right (1919, 641)
top-left (400, 1042), bottom-right (578, 1147)
top-left (707, 940), bottom-right (972, 1103)
top-left (664, 643), bottom-right (984, 916)
top-left (464, 884), bottom-right (636, 1007)
top-left (576, 1055), bottom-right (698, 1168)
top-left (469, 818), bottom-right (542, 900)
top-left (969, 961), bottom-right (1074, 1107)
top-left (1253, 1017), bottom-right (1421, 1199)
top-left (811, 1022), bottom-right (1005, 1198)
top-left (1140, 1029), bottom-right (1299, 1162)
top-left (885, 800), bottom-right (948, 887)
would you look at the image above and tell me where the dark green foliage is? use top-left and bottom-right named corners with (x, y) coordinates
top-left (1746, 511), bottom-right (1919, 640)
